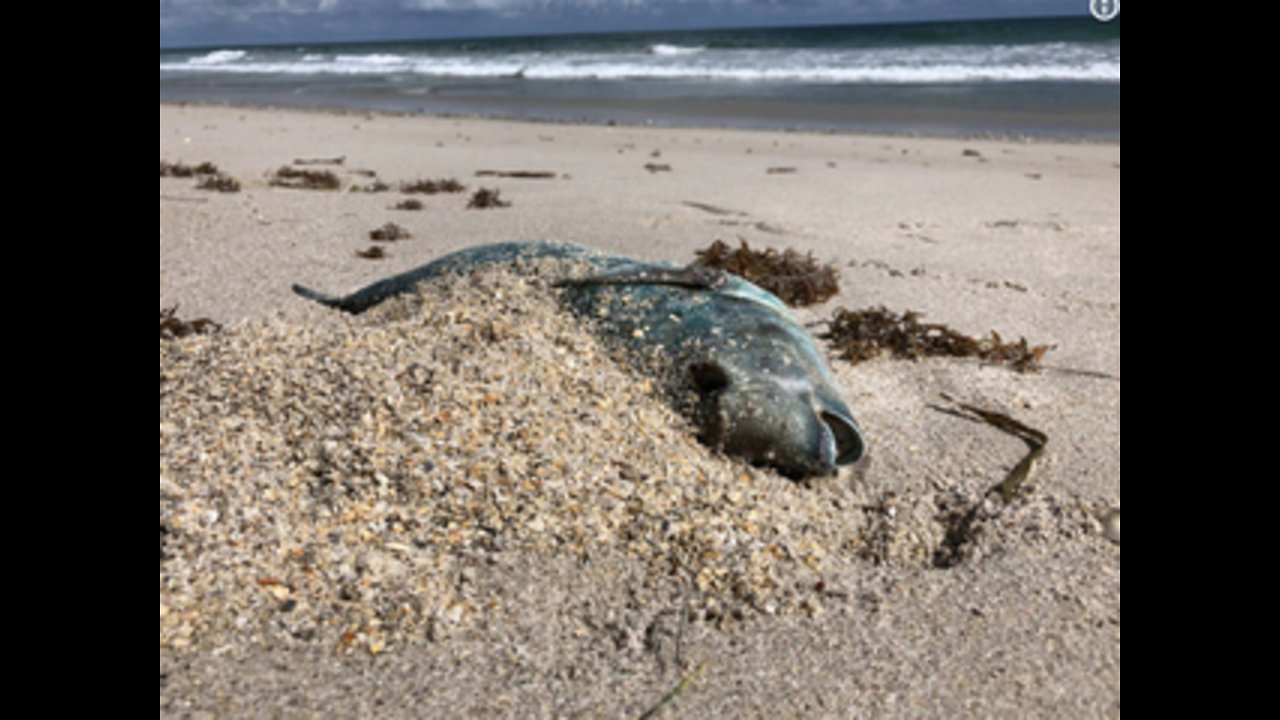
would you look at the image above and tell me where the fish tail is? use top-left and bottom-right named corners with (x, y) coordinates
top-left (291, 283), bottom-right (346, 309)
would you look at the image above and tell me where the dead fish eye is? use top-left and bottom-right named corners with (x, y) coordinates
top-left (688, 361), bottom-right (730, 394)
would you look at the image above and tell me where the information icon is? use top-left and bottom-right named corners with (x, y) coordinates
top-left (1090, 0), bottom-right (1120, 21)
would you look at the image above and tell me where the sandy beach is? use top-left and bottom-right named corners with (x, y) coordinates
top-left (160, 102), bottom-right (1120, 717)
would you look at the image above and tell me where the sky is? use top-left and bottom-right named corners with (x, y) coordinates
top-left (159, 0), bottom-right (1091, 49)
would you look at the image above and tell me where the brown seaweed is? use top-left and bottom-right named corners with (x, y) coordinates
top-left (682, 201), bottom-right (746, 217)
top-left (936, 393), bottom-right (1047, 502)
top-left (400, 178), bottom-right (466, 194)
top-left (160, 160), bottom-right (219, 178)
top-left (693, 237), bottom-right (839, 308)
top-left (270, 166), bottom-right (341, 190)
top-left (644, 163), bottom-right (672, 173)
top-left (293, 156), bottom-right (345, 165)
top-left (392, 199), bottom-right (424, 211)
top-left (195, 174), bottom-right (241, 193)
top-left (160, 306), bottom-right (220, 339)
top-left (162, 160), bottom-right (239, 192)
top-left (822, 306), bottom-right (1048, 372)
top-left (474, 170), bottom-right (557, 179)
top-left (369, 222), bottom-right (411, 241)
top-left (355, 246), bottom-right (386, 259)
top-left (467, 188), bottom-right (510, 209)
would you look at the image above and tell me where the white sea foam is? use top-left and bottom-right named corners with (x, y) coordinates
top-left (649, 43), bottom-right (705, 56)
top-left (185, 49), bottom-right (248, 66)
top-left (162, 42), bottom-right (1118, 84)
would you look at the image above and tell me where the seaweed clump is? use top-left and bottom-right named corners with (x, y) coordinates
top-left (293, 156), bottom-right (345, 166)
top-left (400, 178), bottom-right (466, 195)
top-left (160, 160), bottom-right (219, 178)
top-left (475, 170), bottom-right (557, 179)
top-left (162, 160), bottom-right (240, 192)
top-left (369, 222), bottom-right (411, 241)
top-left (160, 306), bottom-right (220, 339)
top-left (694, 237), bottom-right (839, 308)
top-left (467, 188), bottom-right (510, 209)
top-left (270, 166), bottom-right (341, 190)
top-left (196, 174), bottom-right (241, 192)
top-left (822, 306), bottom-right (1048, 372)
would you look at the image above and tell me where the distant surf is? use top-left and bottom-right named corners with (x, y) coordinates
top-left (160, 16), bottom-right (1120, 139)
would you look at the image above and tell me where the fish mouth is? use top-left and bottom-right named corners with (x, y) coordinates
top-left (821, 411), bottom-right (866, 467)
top-left (687, 359), bottom-right (866, 478)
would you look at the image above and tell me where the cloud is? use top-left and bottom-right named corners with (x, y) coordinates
top-left (160, 0), bottom-right (655, 45)
top-left (160, 0), bottom-right (1082, 48)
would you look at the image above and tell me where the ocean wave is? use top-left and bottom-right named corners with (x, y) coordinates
top-left (334, 53), bottom-right (410, 66)
top-left (161, 44), bottom-right (1119, 84)
top-left (185, 49), bottom-right (248, 65)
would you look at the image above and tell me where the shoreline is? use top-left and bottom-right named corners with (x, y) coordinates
top-left (158, 93), bottom-right (1121, 144)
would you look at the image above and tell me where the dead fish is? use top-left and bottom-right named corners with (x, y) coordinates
top-left (293, 241), bottom-right (865, 478)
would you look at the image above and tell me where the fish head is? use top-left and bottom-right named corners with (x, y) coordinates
top-left (687, 354), bottom-right (865, 479)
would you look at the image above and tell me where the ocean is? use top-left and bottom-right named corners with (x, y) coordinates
top-left (159, 16), bottom-right (1119, 140)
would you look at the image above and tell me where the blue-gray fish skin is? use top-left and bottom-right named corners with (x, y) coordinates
top-left (292, 241), bottom-right (865, 479)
